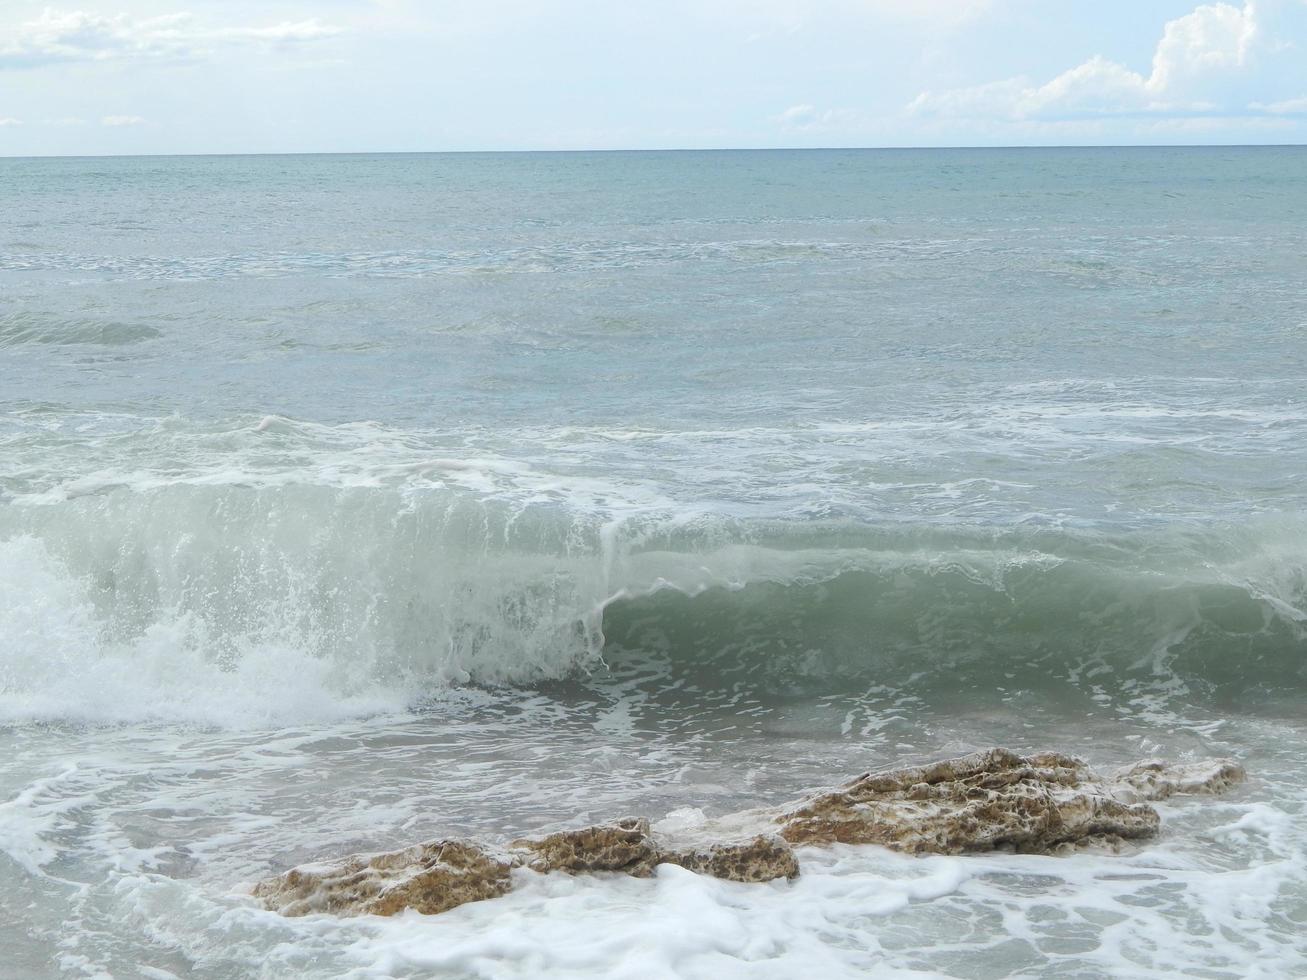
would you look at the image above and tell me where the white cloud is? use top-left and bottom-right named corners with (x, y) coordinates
top-left (775, 103), bottom-right (864, 130)
top-left (0, 10), bottom-right (343, 70)
top-left (1252, 94), bottom-right (1307, 112)
top-left (207, 21), bottom-right (344, 44)
top-left (0, 117), bottom-right (22, 127)
top-left (1148, 0), bottom-right (1255, 93)
top-left (909, 1), bottom-right (1298, 121)
top-left (777, 103), bottom-right (819, 126)
top-left (102, 115), bottom-right (145, 127)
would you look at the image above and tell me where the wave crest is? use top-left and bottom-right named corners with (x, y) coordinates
top-left (1, 484), bottom-right (1305, 727)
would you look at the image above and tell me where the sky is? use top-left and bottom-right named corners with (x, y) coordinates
top-left (2, 0), bottom-right (1306, 155)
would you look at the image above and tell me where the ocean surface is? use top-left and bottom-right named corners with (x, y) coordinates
top-left (1, 147), bottom-right (1305, 978)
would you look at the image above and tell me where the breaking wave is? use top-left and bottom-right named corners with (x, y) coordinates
top-left (1, 480), bottom-right (1305, 728)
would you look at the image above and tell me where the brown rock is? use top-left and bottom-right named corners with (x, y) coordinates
top-left (252, 838), bottom-right (514, 918)
top-left (513, 817), bottom-right (661, 876)
top-left (1107, 758), bottom-right (1247, 802)
top-left (250, 748), bottom-right (1245, 918)
top-left (513, 818), bottom-right (800, 882)
top-left (774, 747), bottom-right (1243, 855)
top-left (661, 835), bottom-right (800, 882)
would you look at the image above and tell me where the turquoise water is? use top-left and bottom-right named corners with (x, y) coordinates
top-left (1, 148), bottom-right (1305, 978)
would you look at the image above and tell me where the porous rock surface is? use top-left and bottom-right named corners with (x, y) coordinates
top-left (252, 748), bottom-right (1244, 919)
top-left (775, 747), bottom-right (1177, 854)
top-left (512, 816), bottom-right (801, 883)
top-left (515, 816), bottom-right (662, 876)
top-left (251, 839), bottom-right (514, 917)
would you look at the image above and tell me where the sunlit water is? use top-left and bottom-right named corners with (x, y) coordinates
top-left (2, 148), bottom-right (1305, 978)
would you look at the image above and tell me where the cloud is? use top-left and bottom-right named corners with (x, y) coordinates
top-left (0, 117), bottom-right (22, 127)
top-left (1252, 94), bottom-right (1307, 112)
top-left (0, 9), bottom-right (343, 70)
top-left (909, 1), bottom-right (1304, 121)
top-left (775, 103), bottom-right (864, 131)
top-left (102, 115), bottom-right (145, 127)
top-left (777, 103), bottom-right (819, 126)
top-left (207, 21), bottom-right (344, 44)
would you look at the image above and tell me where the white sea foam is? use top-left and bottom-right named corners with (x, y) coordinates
top-left (32, 814), bottom-right (1307, 979)
top-left (0, 536), bottom-right (406, 728)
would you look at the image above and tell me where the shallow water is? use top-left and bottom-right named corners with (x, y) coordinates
top-left (1, 147), bottom-right (1306, 978)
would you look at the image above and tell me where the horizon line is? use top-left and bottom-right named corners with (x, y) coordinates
top-left (2, 142), bottom-right (1306, 162)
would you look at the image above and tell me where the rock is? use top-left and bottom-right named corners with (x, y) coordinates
top-left (251, 747), bottom-right (1244, 919)
top-left (252, 838), bottom-right (514, 918)
top-left (1107, 758), bottom-right (1247, 802)
top-left (776, 747), bottom-right (1164, 854)
top-left (514, 817), bottom-right (661, 876)
top-left (254, 820), bottom-right (799, 919)
top-left (661, 835), bottom-right (800, 882)
top-left (514, 817), bottom-right (800, 883)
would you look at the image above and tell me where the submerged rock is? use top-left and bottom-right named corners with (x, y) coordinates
top-left (251, 748), bottom-right (1244, 919)
top-left (1107, 758), bottom-right (1247, 802)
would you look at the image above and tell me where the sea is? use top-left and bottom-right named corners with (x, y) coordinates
top-left (1, 147), bottom-right (1304, 978)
